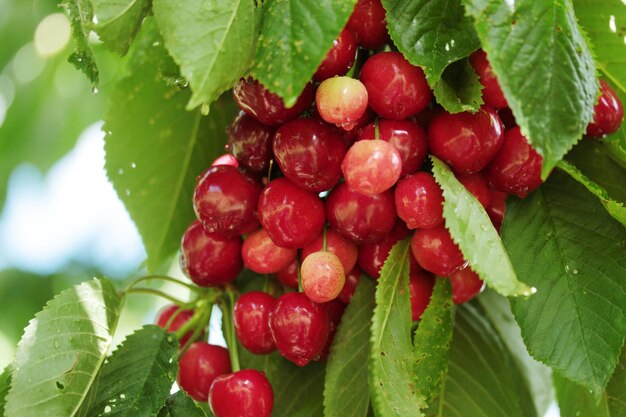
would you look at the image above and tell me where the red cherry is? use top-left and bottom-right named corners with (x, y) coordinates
top-left (211, 153), bottom-right (239, 168)
top-left (242, 228), bottom-right (297, 274)
top-left (360, 51), bottom-right (432, 119)
top-left (394, 172), bottom-right (444, 230)
top-left (234, 291), bottom-right (276, 354)
top-left (314, 28), bottom-right (358, 81)
top-left (180, 220), bottom-right (243, 286)
top-left (428, 107), bottom-right (504, 174)
top-left (448, 266), bottom-right (484, 304)
top-left (316, 76), bottom-right (369, 130)
top-left (346, 0), bottom-right (390, 49)
top-left (409, 270), bottom-right (435, 321)
top-left (457, 172), bottom-right (491, 208)
top-left (275, 259), bottom-right (299, 289)
top-left (177, 342), bottom-right (231, 402)
top-left (258, 178), bottom-right (326, 249)
top-left (301, 251), bottom-right (346, 303)
top-left (193, 165), bottom-right (261, 235)
top-left (485, 126), bottom-right (543, 198)
top-left (338, 267), bottom-right (361, 304)
top-left (319, 300), bottom-right (346, 359)
top-left (357, 221), bottom-right (409, 278)
top-left (269, 292), bottom-right (330, 366)
top-left (587, 80), bottom-right (624, 137)
top-left (301, 229), bottom-right (358, 272)
top-left (469, 50), bottom-right (508, 109)
top-left (342, 139), bottom-right (402, 195)
top-left (209, 370), bottom-right (273, 417)
top-left (326, 182), bottom-right (396, 244)
top-left (227, 112), bottom-right (275, 173)
top-left (272, 118), bottom-right (346, 192)
top-left (155, 305), bottom-right (195, 347)
top-left (487, 190), bottom-right (507, 231)
top-left (410, 226), bottom-right (465, 276)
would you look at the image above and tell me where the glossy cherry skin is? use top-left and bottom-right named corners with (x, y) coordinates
top-left (177, 342), bottom-right (231, 402)
top-left (358, 221), bottom-right (409, 278)
top-left (180, 220), bottom-right (243, 286)
top-left (316, 77), bottom-right (369, 130)
top-left (485, 126), bottom-right (543, 198)
top-left (301, 251), bottom-right (346, 303)
top-left (234, 291), bottom-right (276, 354)
top-left (301, 229), bottom-right (358, 272)
top-left (487, 190), bottom-right (507, 231)
top-left (155, 305), bottom-right (195, 347)
top-left (409, 270), bottom-right (436, 321)
top-left (394, 172), bottom-right (444, 230)
top-left (360, 51), bottom-right (432, 120)
top-left (359, 119), bottom-right (428, 176)
top-left (275, 259), bottom-right (299, 289)
top-left (338, 267), bottom-right (361, 304)
top-left (233, 77), bottom-right (314, 126)
top-left (273, 119), bottom-right (346, 192)
top-left (326, 182), bottom-right (396, 244)
top-left (314, 28), bottom-right (358, 81)
top-left (346, 0), bottom-right (390, 49)
top-left (410, 225), bottom-right (465, 276)
top-left (269, 292), bottom-right (330, 366)
top-left (258, 178), bottom-right (326, 249)
top-left (469, 49), bottom-right (508, 109)
top-left (428, 106), bottom-right (504, 174)
top-left (211, 153), bottom-right (239, 168)
top-left (448, 266), bottom-right (484, 304)
top-left (319, 300), bottom-right (346, 359)
top-left (209, 369), bottom-right (274, 417)
top-left (337, 107), bottom-right (376, 147)
top-left (227, 112), bottom-right (275, 173)
top-left (242, 228), bottom-right (297, 274)
top-left (193, 166), bottom-right (261, 235)
top-left (457, 172), bottom-right (491, 208)
top-left (342, 139), bottom-right (402, 195)
top-left (587, 80), bottom-right (624, 137)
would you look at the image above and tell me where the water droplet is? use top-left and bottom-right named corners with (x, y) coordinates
top-left (118, 168), bottom-right (124, 175)
top-left (124, 189), bottom-right (131, 196)
top-left (120, 393), bottom-right (126, 399)
top-left (174, 77), bottom-right (189, 88)
top-left (573, 269), bottom-right (578, 274)
top-left (131, 162), bottom-right (136, 169)
top-left (200, 103), bottom-right (210, 115)
top-left (92, 86), bottom-right (99, 95)
top-left (104, 405), bottom-right (112, 413)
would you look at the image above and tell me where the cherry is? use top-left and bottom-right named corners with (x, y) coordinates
top-left (316, 76), bottom-right (369, 130)
top-left (337, 107), bottom-right (376, 147)
top-left (357, 221), bottom-right (409, 278)
top-left (586, 80), bottom-right (624, 137)
top-left (469, 49), bottom-right (508, 109)
top-left (301, 229), bottom-right (358, 272)
top-left (428, 106), bottom-right (504, 174)
top-left (338, 267), bottom-right (361, 304)
top-left (346, 0), bottom-right (390, 49)
top-left (394, 172), bottom-right (444, 230)
top-left (301, 251), bottom-right (346, 303)
top-left (319, 300), bottom-right (346, 359)
top-left (485, 126), bottom-right (542, 198)
top-left (342, 139), bottom-right (402, 195)
top-left (457, 172), bottom-right (491, 208)
top-left (233, 77), bottom-right (314, 126)
top-left (258, 178), bottom-right (326, 249)
top-left (234, 291), bottom-right (276, 354)
top-left (211, 153), bottom-right (239, 168)
top-left (359, 119), bottom-right (428, 176)
top-left (409, 270), bottom-right (435, 321)
top-left (410, 225), bottom-right (465, 276)
top-left (448, 266), bottom-right (484, 304)
top-left (180, 220), bottom-right (243, 286)
top-left (326, 182), bottom-right (396, 244)
top-left (275, 259), bottom-right (299, 289)
top-left (193, 165), bottom-right (261, 235)
top-left (227, 112), bottom-right (275, 173)
top-left (209, 369), bottom-right (273, 417)
top-left (269, 292), bottom-right (330, 366)
top-left (314, 28), bottom-right (358, 81)
top-left (177, 342), bottom-right (231, 402)
top-left (242, 228), bottom-right (297, 274)
top-left (155, 305), bottom-right (195, 347)
top-left (360, 51), bottom-right (432, 119)
top-left (487, 190), bottom-right (507, 231)
top-left (273, 118), bottom-right (346, 192)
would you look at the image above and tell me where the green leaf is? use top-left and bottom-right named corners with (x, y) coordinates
top-left (369, 239), bottom-right (425, 417)
top-left (61, 0), bottom-right (99, 85)
top-left (153, 0), bottom-right (257, 110)
top-left (253, 0), bottom-right (358, 106)
top-left (5, 278), bottom-right (123, 417)
top-left (431, 58), bottom-right (484, 114)
top-left (413, 279), bottom-right (455, 405)
top-left (91, 0), bottom-right (151, 56)
top-left (324, 277), bottom-right (375, 417)
top-left (502, 170), bottom-right (626, 396)
top-left (0, 367), bottom-right (11, 416)
top-left (431, 156), bottom-right (532, 296)
top-left (462, 0), bottom-right (597, 177)
top-left (79, 325), bottom-right (178, 417)
top-left (157, 391), bottom-right (207, 417)
top-left (104, 20), bottom-right (240, 272)
top-left (382, 0), bottom-right (480, 82)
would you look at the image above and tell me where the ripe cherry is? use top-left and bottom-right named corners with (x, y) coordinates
top-left (211, 153), bottom-right (239, 168)
top-left (358, 221), bottom-right (409, 279)
top-left (342, 139), bottom-right (402, 195)
top-left (338, 267), bottom-right (361, 304)
top-left (269, 292), bottom-right (330, 366)
top-left (319, 300), bottom-right (346, 359)
top-left (360, 51), bottom-right (432, 119)
top-left (409, 270), bottom-right (435, 321)
top-left (394, 172), bottom-right (444, 230)
top-left (469, 49), bottom-right (508, 109)
top-left (180, 220), bottom-right (243, 286)
top-left (346, 0), bottom-right (390, 49)
top-left (586, 80), bottom-right (624, 137)
top-left (314, 28), bottom-right (358, 81)
top-left (301, 251), bottom-right (346, 303)
top-left (177, 342), bottom-right (231, 402)
top-left (487, 190), bottom-right (507, 231)
top-left (316, 76), bottom-right (369, 130)
top-left (301, 229), bottom-right (358, 272)
top-left (209, 369), bottom-right (273, 417)
top-left (448, 266), bottom-right (484, 304)
top-left (234, 291), bottom-right (276, 354)
top-left (275, 259), bottom-right (299, 289)
top-left (155, 305), bottom-right (195, 347)
top-left (227, 112), bottom-right (275, 173)
top-left (242, 228), bottom-right (297, 274)
top-left (457, 172), bottom-right (491, 208)
top-left (428, 106), bottom-right (504, 174)
top-left (410, 225), bottom-right (465, 276)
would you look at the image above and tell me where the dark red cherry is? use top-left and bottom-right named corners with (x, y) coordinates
top-left (193, 165), bottom-right (261, 235)
top-left (360, 51), bottom-right (432, 119)
top-left (268, 292), bottom-right (330, 366)
top-left (211, 153), bottom-right (239, 168)
top-left (485, 126), bottom-right (542, 198)
top-left (209, 370), bottom-right (273, 417)
top-left (409, 270), bottom-right (435, 321)
top-left (487, 190), bottom-right (507, 231)
top-left (234, 291), bottom-right (276, 354)
top-left (338, 267), bottom-right (361, 304)
top-left (227, 112), bottom-right (275, 173)
top-left (358, 221), bottom-right (409, 278)
top-left (341, 139), bottom-right (402, 195)
top-left (469, 49), bottom-right (508, 109)
top-left (301, 229), bottom-right (358, 272)
top-left (314, 28), bottom-right (358, 81)
top-left (448, 266), bottom-right (484, 304)
top-left (180, 220), bottom-right (243, 286)
top-left (155, 305), bottom-right (195, 347)
top-left (275, 259), bottom-right (299, 289)
top-left (457, 172), bottom-right (491, 208)
top-left (258, 178), bottom-right (326, 249)
top-left (233, 77), bottom-right (314, 126)
top-left (346, 0), bottom-right (390, 49)
top-left (394, 172), bottom-right (444, 230)
top-left (273, 119), bottom-right (346, 192)
top-left (242, 228), bottom-right (297, 274)
top-left (301, 251), bottom-right (346, 303)
top-left (587, 80), bottom-right (624, 137)
top-left (410, 225), bottom-right (465, 276)
top-left (319, 300), bottom-right (346, 359)
top-left (326, 182), bottom-right (396, 244)
top-left (177, 342), bottom-right (231, 402)
top-left (428, 106), bottom-right (504, 174)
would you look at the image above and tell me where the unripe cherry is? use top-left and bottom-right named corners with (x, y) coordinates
top-left (301, 251), bottom-right (346, 303)
top-left (301, 229), bottom-right (358, 272)
top-left (342, 139), bottom-right (402, 195)
top-left (242, 228), bottom-right (297, 274)
top-left (316, 76), bottom-right (369, 130)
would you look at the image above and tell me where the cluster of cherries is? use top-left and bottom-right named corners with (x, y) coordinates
top-left (153, 0), bottom-right (624, 415)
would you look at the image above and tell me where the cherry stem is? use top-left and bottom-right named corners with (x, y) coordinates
top-left (164, 305), bottom-right (186, 330)
top-left (322, 225), bottom-right (328, 252)
top-left (347, 48), bottom-right (370, 79)
top-left (124, 288), bottom-right (186, 306)
top-left (297, 263), bottom-right (303, 293)
top-left (125, 275), bottom-right (201, 293)
top-left (221, 286), bottom-right (241, 372)
top-left (267, 159), bottom-right (274, 183)
top-left (374, 118), bottom-right (380, 140)
top-left (262, 275), bottom-right (271, 293)
top-left (177, 303), bottom-right (213, 357)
